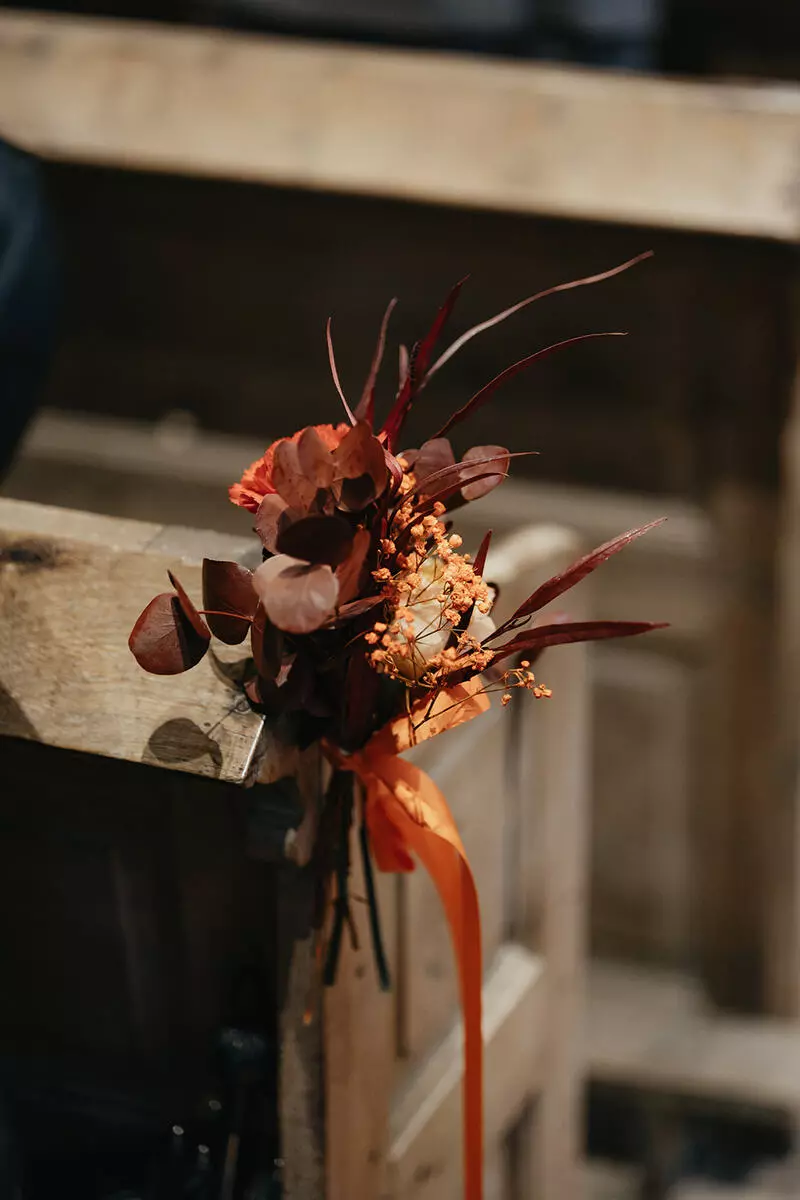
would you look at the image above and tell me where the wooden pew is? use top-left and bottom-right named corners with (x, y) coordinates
top-left (0, 495), bottom-right (328, 1195)
top-left (3, 6), bottom-right (800, 1172)
top-left (0, 8), bottom-right (796, 240)
top-left (0, 497), bottom-right (590, 1198)
top-left (1, 9), bottom-right (798, 1026)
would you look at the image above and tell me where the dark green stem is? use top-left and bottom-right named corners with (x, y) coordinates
top-left (359, 810), bottom-right (392, 992)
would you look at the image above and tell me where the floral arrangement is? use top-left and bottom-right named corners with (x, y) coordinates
top-left (129, 254), bottom-right (663, 1200)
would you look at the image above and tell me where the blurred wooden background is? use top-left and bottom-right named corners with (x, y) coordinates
top-left (1, 8), bottom-right (799, 1195)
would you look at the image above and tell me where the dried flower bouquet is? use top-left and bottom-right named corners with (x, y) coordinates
top-left (130, 254), bottom-right (663, 1200)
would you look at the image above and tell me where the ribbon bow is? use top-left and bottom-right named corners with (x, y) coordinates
top-left (341, 679), bottom-right (490, 1200)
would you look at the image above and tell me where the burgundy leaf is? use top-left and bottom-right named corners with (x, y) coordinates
top-left (473, 530), bottom-right (492, 578)
top-left (406, 469), bottom-right (514, 525)
top-left (297, 426), bottom-right (336, 489)
top-left (381, 277), bottom-right (468, 448)
top-left (202, 559), bottom-right (258, 644)
top-left (253, 554), bottom-right (339, 633)
top-left (167, 571), bottom-right (210, 641)
top-left (276, 514), bottom-right (354, 568)
top-left (461, 445), bottom-right (510, 502)
top-left (343, 646), bottom-right (382, 750)
top-left (407, 438), bottom-right (456, 491)
top-left (332, 422), bottom-right (388, 510)
top-left (333, 421), bottom-right (386, 481)
top-left (411, 450), bottom-right (528, 500)
top-left (251, 602), bottom-right (283, 680)
top-left (337, 474), bottom-right (381, 513)
top-left (490, 619), bottom-right (668, 666)
top-left (356, 297), bottom-right (398, 427)
top-left (507, 611), bottom-right (569, 666)
top-left (335, 527), bottom-right (371, 603)
top-left (272, 440), bottom-right (319, 511)
top-left (425, 252), bottom-right (653, 383)
top-left (490, 519), bottom-right (666, 637)
top-left (326, 317), bottom-right (357, 425)
top-left (434, 332), bottom-right (626, 439)
top-left (255, 494), bottom-right (295, 553)
top-left (129, 592), bottom-right (210, 675)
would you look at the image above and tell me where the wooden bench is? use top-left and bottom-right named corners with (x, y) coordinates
top-left (0, 496), bottom-right (329, 1194)
top-left (3, 9), bottom-right (800, 1176)
top-left (0, 497), bottom-right (590, 1198)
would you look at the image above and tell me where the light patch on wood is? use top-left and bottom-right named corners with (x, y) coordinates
top-left (0, 498), bottom-right (294, 785)
top-left (0, 11), bottom-right (798, 240)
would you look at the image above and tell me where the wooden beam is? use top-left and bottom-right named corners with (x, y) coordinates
top-left (0, 10), bottom-right (798, 240)
top-left (0, 497), bottom-right (295, 785)
top-left (588, 960), bottom-right (800, 1112)
top-left (0, 499), bottom-right (334, 1196)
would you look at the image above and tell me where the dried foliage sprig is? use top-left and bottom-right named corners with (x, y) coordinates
top-left (129, 255), bottom-right (664, 1200)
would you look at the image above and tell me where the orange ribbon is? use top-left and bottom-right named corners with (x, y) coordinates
top-left (342, 680), bottom-right (490, 1200)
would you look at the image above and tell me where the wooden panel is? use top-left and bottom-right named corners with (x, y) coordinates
top-left (700, 483), bottom-right (779, 1010)
top-left (388, 945), bottom-right (546, 1200)
top-left (591, 647), bottom-right (694, 965)
top-left (0, 497), bottom-right (294, 785)
top-left (1, 11), bottom-right (798, 239)
top-left (587, 960), bottom-right (800, 1112)
top-left (0, 500), bottom-right (329, 1194)
top-left (770, 307), bottom-right (800, 1017)
top-left (0, 735), bottom-right (276, 1105)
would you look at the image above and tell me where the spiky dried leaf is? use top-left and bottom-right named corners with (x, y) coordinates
top-left (434, 332), bottom-right (626, 439)
top-left (489, 619), bottom-right (668, 665)
top-left (425, 252), bottom-right (653, 383)
top-left (490, 519), bottom-right (666, 638)
top-left (473, 530), bottom-right (492, 578)
top-left (356, 297), bottom-right (398, 427)
top-left (380, 278), bottom-right (468, 448)
top-left (326, 317), bottom-right (357, 425)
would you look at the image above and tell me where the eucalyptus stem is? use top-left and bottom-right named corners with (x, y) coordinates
top-left (323, 772), bottom-right (353, 987)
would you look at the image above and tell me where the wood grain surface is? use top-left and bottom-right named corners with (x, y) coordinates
top-left (0, 497), bottom-right (295, 785)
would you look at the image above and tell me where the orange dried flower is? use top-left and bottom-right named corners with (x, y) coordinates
top-left (229, 423), bottom-right (349, 512)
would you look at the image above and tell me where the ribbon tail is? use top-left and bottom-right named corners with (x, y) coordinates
top-left (366, 756), bottom-right (483, 1200)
